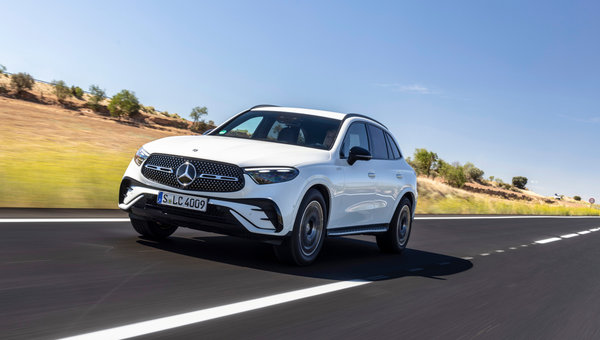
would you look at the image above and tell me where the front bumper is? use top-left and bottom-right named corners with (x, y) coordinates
top-left (119, 178), bottom-right (287, 241)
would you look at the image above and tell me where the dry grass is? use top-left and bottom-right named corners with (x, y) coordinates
top-left (0, 96), bottom-right (190, 208)
top-left (416, 177), bottom-right (600, 216)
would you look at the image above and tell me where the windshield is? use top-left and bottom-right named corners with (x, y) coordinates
top-left (211, 111), bottom-right (342, 150)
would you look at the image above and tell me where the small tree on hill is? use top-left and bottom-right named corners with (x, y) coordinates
top-left (108, 89), bottom-right (140, 118)
top-left (573, 196), bottom-right (581, 201)
top-left (463, 162), bottom-right (484, 182)
top-left (512, 176), bottom-right (528, 189)
top-left (0, 64), bottom-right (6, 76)
top-left (87, 84), bottom-right (106, 112)
top-left (10, 72), bottom-right (34, 97)
top-left (413, 148), bottom-right (439, 177)
top-left (71, 86), bottom-right (84, 99)
top-left (439, 161), bottom-right (467, 188)
top-left (190, 106), bottom-right (208, 123)
top-left (52, 80), bottom-right (71, 103)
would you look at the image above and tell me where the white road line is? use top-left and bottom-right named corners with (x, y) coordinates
top-left (509, 247), bottom-right (517, 250)
top-left (521, 245), bottom-right (528, 247)
top-left (480, 253), bottom-right (490, 256)
top-left (535, 237), bottom-right (562, 244)
top-left (495, 250), bottom-right (504, 253)
top-left (590, 228), bottom-right (600, 232)
top-left (2, 216), bottom-right (599, 223)
top-left (561, 233), bottom-right (579, 238)
top-left (462, 257), bottom-right (474, 260)
top-left (416, 216), bottom-right (600, 220)
top-left (578, 231), bottom-right (591, 235)
top-left (0, 218), bottom-right (130, 223)
top-left (59, 280), bottom-right (370, 340)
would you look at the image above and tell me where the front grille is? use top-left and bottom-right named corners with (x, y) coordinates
top-left (141, 153), bottom-right (245, 192)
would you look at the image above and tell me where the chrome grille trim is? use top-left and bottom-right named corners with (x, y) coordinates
top-left (141, 154), bottom-right (245, 192)
top-left (144, 164), bottom-right (173, 173)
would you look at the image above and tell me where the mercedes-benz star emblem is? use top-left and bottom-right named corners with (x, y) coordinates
top-left (175, 162), bottom-right (196, 186)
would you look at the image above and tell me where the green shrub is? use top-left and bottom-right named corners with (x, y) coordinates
top-left (71, 86), bottom-right (84, 99)
top-left (87, 84), bottom-right (106, 112)
top-left (10, 72), bottom-right (34, 96)
top-left (52, 80), bottom-right (71, 103)
top-left (413, 148), bottom-right (439, 177)
top-left (512, 176), bottom-right (528, 189)
top-left (464, 162), bottom-right (484, 182)
top-left (574, 196), bottom-right (581, 201)
top-left (439, 161), bottom-right (467, 188)
top-left (0, 64), bottom-right (6, 76)
top-left (108, 89), bottom-right (140, 118)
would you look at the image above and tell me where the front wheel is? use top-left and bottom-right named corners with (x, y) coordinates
top-left (274, 189), bottom-right (327, 266)
top-left (130, 217), bottom-right (178, 241)
top-left (376, 197), bottom-right (412, 253)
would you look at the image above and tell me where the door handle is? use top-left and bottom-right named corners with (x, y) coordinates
top-left (368, 171), bottom-right (376, 178)
top-left (396, 172), bottom-right (403, 179)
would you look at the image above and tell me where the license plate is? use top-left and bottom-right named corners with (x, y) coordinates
top-left (157, 191), bottom-right (208, 212)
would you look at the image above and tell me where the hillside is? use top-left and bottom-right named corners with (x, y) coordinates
top-left (0, 95), bottom-right (193, 208)
top-left (0, 82), bottom-right (598, 214)
top-left (417, 177), bottom-right (599, 215)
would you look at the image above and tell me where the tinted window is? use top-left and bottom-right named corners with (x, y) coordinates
top-left (367, 125), bottom-right (388, 159)
top-left (215, 111), bottom-right (341, 150)
top-left (341, 122), bottom-right (369, 158)
top-left (385, 133), bottom-right (401, 159)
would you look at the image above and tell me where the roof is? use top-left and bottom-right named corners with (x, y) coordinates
top-left (249, 105), bottom-right (387, 129)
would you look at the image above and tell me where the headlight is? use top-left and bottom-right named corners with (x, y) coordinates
top-left (134, 147), bottom-right (149, 166)
top-left (244, 167), bottom-right (299, 184)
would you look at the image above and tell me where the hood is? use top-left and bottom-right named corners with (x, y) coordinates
top-left (143, 135), bottom-right (332, 167)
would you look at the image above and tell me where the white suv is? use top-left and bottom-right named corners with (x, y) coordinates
top-left (119, 105), bottom-right (417, 265)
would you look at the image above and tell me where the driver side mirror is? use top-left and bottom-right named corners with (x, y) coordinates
top-left (348, 146), bottom-right (372, 165)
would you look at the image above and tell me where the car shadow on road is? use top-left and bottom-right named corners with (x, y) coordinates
top-left (137, 235), bottom-right (472, 281)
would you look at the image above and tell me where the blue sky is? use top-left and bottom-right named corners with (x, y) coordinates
top-left (2, 0), bottom-right (599, 200)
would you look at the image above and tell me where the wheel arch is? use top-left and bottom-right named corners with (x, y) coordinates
top-left (307, 184), bottom-right (331, 224)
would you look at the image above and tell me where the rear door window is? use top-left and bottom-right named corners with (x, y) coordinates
top-left (367, 125), bottom-right (389, 159)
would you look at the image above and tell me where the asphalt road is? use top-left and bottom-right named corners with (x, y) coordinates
top-left (1, 210), bottom-right (600, 339)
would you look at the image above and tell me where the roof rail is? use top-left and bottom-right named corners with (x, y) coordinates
top-left (249, 104), bottom-right (279, 110)
top-left (345, 113), bottom-right (388, 129)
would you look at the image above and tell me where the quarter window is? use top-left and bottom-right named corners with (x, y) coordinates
top-left (385, 133), bottom-right (402, 159)
top-left (341, 122), bottom-right (369, 158)
top-left (367, 125), bottom-right (389, 159)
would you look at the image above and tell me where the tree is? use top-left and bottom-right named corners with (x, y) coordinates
top-left (463, 162), bottom-right (484, 182)
top-left (87, 84), bottom-right (107, 111)
top-left (52, 80), bottom-right (71, 103)
top-left (439, 161), bottom-right (467, 188)
top-left (574, 196), bottom-right (581, 201)
top-left (0, 64), bottom-right (6, 76)
top-left (413, 148), bottom-right (439, 177)
top-left (10, 72), bottom-right (34, 97)
top-left (190, 106), bottom-right (208, 123)
top-left (108, 89), bottom-right (140, 117)
top-left (512, 176), bottom-right (528, 189)
top-left (71, 86), bottom-right (84, 99)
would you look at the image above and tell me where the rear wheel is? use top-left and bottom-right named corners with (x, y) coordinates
top-left (376, 197), bottom-right (412, 253)
top-left (130, 218), bottom-right (178, 241)
top-left (274, 189), bottom-right (327, 266)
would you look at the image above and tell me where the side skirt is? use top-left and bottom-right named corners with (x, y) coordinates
top-left (327, 224), bottom-right (388, 237)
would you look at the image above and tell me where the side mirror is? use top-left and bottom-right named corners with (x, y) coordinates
top-left (348, 146), bottom-right (372, 165)
top-left (202, 129), bottom-right (214, 135)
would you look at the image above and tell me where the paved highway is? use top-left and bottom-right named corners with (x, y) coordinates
top-left (1, 209), bottom-right (600, 339)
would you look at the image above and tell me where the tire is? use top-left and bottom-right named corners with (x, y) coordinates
top-left (130, 217), bottom-right (178, 241)
top-left (376, 197), bottom-right (412, 253)
top-left (274, 189), bottom-right (327, 266)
